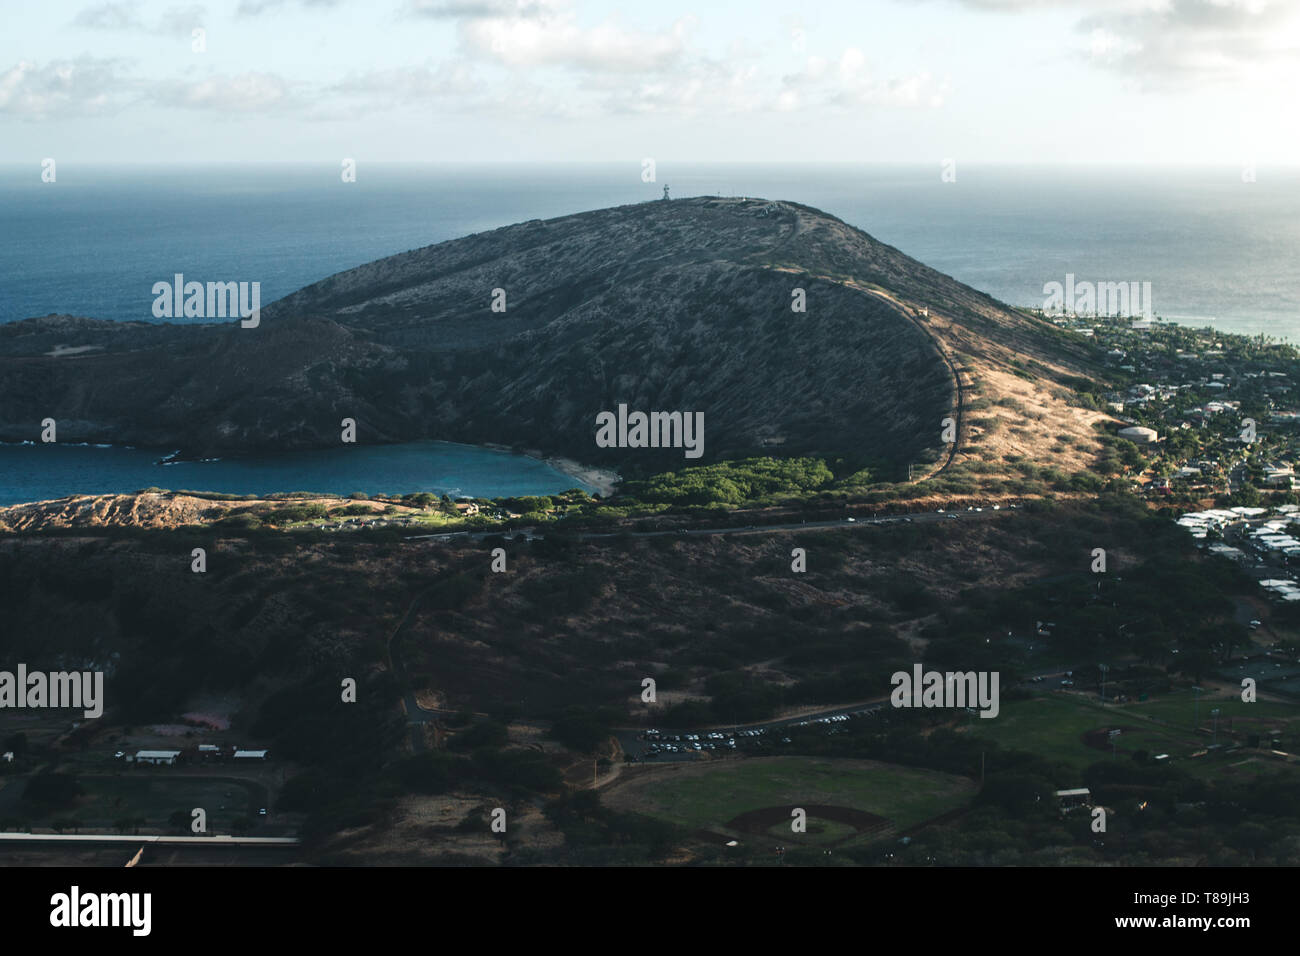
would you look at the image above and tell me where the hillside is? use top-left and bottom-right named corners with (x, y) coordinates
top-left (0, 197), bottom-right (1107, 475)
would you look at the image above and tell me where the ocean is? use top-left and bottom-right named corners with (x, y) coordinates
top-left (2, 162), bottom-right (1298, 339)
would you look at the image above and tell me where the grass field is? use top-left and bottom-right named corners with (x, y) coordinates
top-left (967, 690), bottom-right (1300, 781)
top-left (1126, 687), bottom-right (1299, 729)
top-left (603, 756), bottom-right (974, 845)
top-left (14, 774), bottom-right (268, 833)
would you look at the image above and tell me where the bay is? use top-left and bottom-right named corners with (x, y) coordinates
top-left (0, 441), bottom-right (594, 507)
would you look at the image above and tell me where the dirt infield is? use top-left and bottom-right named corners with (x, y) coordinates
top-left (727, 804), bottom-right (889, 840)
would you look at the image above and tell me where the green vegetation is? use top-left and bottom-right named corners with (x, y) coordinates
top-left (612, 756), bottom-right (973, 833)
top-left (618, 457), bottom-right (837, 507)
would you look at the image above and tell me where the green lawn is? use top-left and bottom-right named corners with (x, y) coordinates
top-left (968, 690), bottom-right (1300, 781)
top-left (1126, 687), bottom-right (1299, 730)
top-left (609, 756), bottom-right (974, 834)
top-left (19, 774), bottom-right (267, 833)
top-left (967, 695), bottom-right (1122, 771)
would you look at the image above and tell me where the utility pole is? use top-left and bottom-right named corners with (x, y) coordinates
top-left (1211, 708), bottom-right (1220, 747)
top-left (1100, 663), bottom-right (1109, 703)
top-left (1193, 686), bottom-right (1202, 730)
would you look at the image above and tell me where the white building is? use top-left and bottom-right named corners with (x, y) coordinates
top-left (132, 750), bottom-right (181, 766)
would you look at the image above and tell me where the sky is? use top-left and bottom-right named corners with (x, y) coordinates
top-left (1, 0), bottom-right (1298, 164)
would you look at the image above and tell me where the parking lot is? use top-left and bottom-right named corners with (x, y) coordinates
top-left (625, 707), bottom-right (885, 762)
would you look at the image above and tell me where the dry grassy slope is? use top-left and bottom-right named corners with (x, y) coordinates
top-left (756, 202), bottom-right (1115, 471)
top-left (0, 491), bottom-right (408, 533)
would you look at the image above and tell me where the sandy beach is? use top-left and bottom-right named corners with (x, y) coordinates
top-left (540, 455), bottom-right (620, 498)
top-left (481, 442), bottom-right (620, 497)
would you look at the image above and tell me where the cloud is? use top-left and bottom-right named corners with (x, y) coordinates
top-left (153, 71), bottom-right (293, 111)
top-left (72, 2), bottom-right (207, 36)
top-left (331, 61), bottom-right (479, 100)
top-left (910, 0), bottom-right (1300, 88)
top-left (588, 60), bottom-right (764, 115)
top-left (237, 0), bottom-right (344, 14)
top-left (778, 49), bottom-right (949, 111)
top-left (155, 5), bottom-right (208, 36)
top-left (73, 2), bottom-right (145, 30)
top-left (0, 57), bottom-right (132, 118)
top-left (404, 0), bottom-right (546, 18)
top-left (926, 0), bottom-right (1162, 9)
top-left (452, 0), bottom-right (695, 74)
top-left (1074, 0), bottom-right (1300, 88)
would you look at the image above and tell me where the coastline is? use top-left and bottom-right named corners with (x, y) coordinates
top-left (0, 440), bottom-right (621, 505)
top-left (541, 455), bottom-right (620, 498)
top-left (483, 443), bottom-right (620, 498)
top-left (482, 442), bottom-right (619, 498)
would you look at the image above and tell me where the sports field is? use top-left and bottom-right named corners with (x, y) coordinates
top-left (603, 756), bottom-right (974, 845)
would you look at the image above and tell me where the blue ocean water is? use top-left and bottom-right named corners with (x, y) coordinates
top-left (0, 441), bottom-right (593, 506)
top-left (2, 163), bottom-right (1298, 338)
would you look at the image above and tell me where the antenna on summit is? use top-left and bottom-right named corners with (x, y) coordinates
top-left (663, 184), bottom-right (670, 200)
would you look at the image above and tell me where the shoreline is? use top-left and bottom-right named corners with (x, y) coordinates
top-left (482, 442), bottom-right (620, 498)
top-left (1, 439), bottom-right (621, 504)
top-left (541, 455), bottom-right (620, 498)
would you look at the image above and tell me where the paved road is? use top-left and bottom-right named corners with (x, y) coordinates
top-left (616, 662), bottom-right (1085, 765)
top-left (0, 833), bottom-right (299, 846)
top-left (403, 504), bottom-right (1021, 546)
top-left (386, 586), bottom-right (454, 752)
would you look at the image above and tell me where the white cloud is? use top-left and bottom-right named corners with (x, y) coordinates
top-left (458, 1), bottom-right (695, 74)
top-left (0, 57), bottom-right (131, 117)
top-left (154, 71), bottom-right (293, 111)
top-left (779, 49), bottom-right (949, 111)
top-left (72, 2), bottom-right (207, 36)
top-left (322, 60), bottom-right (482, 115)
top-left (73, 2), bottom-right (144, 30)
top-left (404, 0), bottom-right (546, 18)
top-left (237, 0), bottom-right (344, 14)
top-left (921, 0), bottom-right (1300, 89)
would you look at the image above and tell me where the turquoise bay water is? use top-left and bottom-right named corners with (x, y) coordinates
top-left (0, 441), bottom-right (593, 506)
